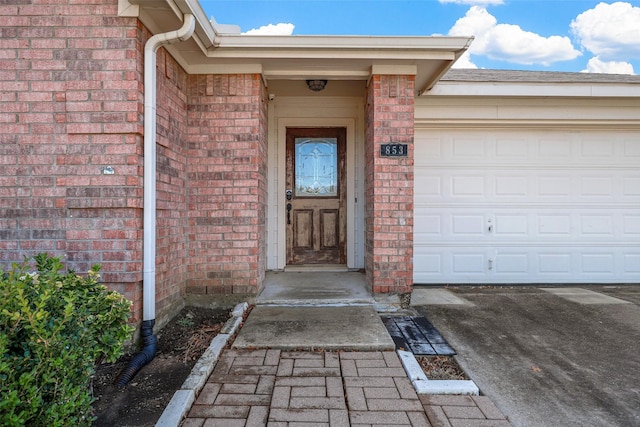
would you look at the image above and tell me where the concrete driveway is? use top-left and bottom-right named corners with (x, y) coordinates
top-left (412, 286), bottom-right (640, 427)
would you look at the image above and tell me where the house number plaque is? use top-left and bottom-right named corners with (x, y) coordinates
top-left (380, 143), bottom-right (408, 157)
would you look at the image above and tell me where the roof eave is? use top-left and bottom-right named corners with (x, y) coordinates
top-left (120, 0), bottom-right (473, 92)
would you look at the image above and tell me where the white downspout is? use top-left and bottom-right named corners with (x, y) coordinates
top-left (143, 14), bottom-right (195, 322)
top-left (117, 13), bottom-right (196, 387)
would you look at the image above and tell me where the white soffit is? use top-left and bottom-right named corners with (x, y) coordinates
top-left (122, 0), bottom-right (472, 93)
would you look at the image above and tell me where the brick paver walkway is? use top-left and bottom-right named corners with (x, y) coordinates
top-left (182, 349), bottom-right (511, 426)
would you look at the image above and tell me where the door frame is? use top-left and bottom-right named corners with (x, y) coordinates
top-left (285, 127), bottom-right (347, 265)
top-left (276, 118), bottom-right (357, 270)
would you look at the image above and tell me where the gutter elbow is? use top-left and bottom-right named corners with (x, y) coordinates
top-left (147, 13), bottom-right (196, 54)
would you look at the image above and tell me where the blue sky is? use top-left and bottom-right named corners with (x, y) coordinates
top-left (200, 0), bottom-right (640, 74)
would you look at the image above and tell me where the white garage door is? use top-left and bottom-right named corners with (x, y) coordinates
top-left (414, 129), bottom-right (640, 284)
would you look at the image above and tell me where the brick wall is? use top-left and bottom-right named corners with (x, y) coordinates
top-left (364, 75), bottom-right (415, 294)
top-left (186, 74), bottom-right (268, 297)
top-left (1, 2), bottom-right (269, 322)
top-left (0, 0), bottom-right (151, 323)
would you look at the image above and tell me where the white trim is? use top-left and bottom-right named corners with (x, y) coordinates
top-left (427, 81), bottom-right (640, 98)
top-left (397, 350), bottom-right (479, 395)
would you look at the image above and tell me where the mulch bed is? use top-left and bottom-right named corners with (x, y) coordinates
top-left (417, 355), bottom-right (469, 380)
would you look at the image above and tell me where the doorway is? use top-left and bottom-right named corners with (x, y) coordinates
top-left (285, 127), bottom-right (347, 266)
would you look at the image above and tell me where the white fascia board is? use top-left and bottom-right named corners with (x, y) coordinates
top-left (204, 47), bottom-right (459, 61)
top-left (427, 81), bottom-right (640, 98)
top-left (214, 34), bottom-right (472, 51)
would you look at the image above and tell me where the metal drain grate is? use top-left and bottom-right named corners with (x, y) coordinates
top-left (381, 315), bottom-right (456, 356)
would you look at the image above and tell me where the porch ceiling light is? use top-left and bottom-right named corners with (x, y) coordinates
top-left (306, 79), bottom-right (328, 92)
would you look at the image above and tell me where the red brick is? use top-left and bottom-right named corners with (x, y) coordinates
top-left (185, 74), bottom-right (267, 296)
top-left (365, 74), bottom-right (414, 295)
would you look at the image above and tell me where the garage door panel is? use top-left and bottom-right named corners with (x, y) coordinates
top-left (452, 175), bottom-right (486, 197)
top-left (623, 176), bottom-right (640, 196)
top-left (418, 209), bottom-right (632, 243)
top-left (452, 137), bottom-right (487, 158)
top-left (414, 129), bottom-right (640, 284)
top-left (538, 176), bottom-right (572, 197)
top-left (414, 214), bottom-right (442, 235)
top-left (537, 215), bottom-right (571, 236)
top-left (623, 215), bottom-right (640, 234)
top-left (624, 138), bottom-right (640, 157)
top-left (495, 176), bottom-right (529, 197)
top-left (580, 175), bottom-right (614, 198)
top-left (495, 137), bottom-right (530, 158)
top-left (581, 215), bottom-right (614, 236)
top-left (494, 253), bottom-right (528, 275)
top-left (419, 170), bottom-right (634, 202)
top-left (452, 253), bottom-right (486, 273)
top-left (538, 253), bottom-right (572, 274)
top-left (452, 215), bottom-right (485, 236)
top-left (539, 138), bottom-right (572, 159)
top-left (624, 254), bottom-right (640, 272)
top-left (581, 253), bottom-right (615, 274)
top-left (494, 215), bottom-right (528, 236)
top-left (579, 138), bottom-right (615, 159)
top-left (414, 245), bottom-right (640, 283)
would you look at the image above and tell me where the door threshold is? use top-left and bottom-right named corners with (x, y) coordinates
top-left (284, 264), bottom-right (348, 273)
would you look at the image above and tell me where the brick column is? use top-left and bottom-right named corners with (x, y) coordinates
top-left (186, 74), bottom-right (268, 299)
top-left (364, 74), bottom-right (415, 297)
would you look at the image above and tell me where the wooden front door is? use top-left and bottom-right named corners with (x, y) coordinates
top-left (286, 128), bottom-right (346, 265)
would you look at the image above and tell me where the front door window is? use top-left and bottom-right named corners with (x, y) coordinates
top-left (295, 138), bottom-right (338, 197)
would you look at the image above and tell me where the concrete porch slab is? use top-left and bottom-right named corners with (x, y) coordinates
top-left (232, 306), bottom-right (395, 351)
top-left (257, 271), bottom-right (374, 306)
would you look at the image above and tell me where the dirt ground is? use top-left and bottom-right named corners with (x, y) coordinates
top-left (91, 307), bottom-right (230, 427)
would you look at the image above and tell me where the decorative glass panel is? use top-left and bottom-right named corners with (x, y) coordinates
top-left (295, 137), bottom-right (337, 197)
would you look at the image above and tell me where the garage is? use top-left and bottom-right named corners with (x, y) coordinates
top-left (413, 129), bottom-right (640, 284)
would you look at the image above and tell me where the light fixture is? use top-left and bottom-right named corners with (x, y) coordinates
top-left (306, 79), bottom-right (327, 92)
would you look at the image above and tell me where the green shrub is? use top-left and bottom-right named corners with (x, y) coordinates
top-left (0, 254), bottom-right (134, 427)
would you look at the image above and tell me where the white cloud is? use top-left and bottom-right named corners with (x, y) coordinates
top-left (449, 6), bottom-right (581, 66)
top-left (451, 51), bottom-right (478, 69)
top-left (439, 0), bottom-right (503, 5)
top-left (582, 56), bottom-right (635, 75)
top-left (571, 2), bottom-right (640, 61)
top-left (242, 23), bottom-right (295, 36)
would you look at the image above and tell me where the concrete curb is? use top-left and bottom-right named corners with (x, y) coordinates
top-left (155, 302), bottom-right (249, 427)
top-left (397, 350), bottom-right (479, 396)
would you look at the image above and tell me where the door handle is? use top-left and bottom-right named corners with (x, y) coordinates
top-left (286, 203), bottom-right (292, 225)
